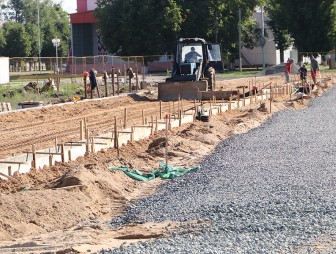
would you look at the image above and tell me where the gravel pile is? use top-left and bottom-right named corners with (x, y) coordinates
top-left (102, 87), bottom-right (336, 253)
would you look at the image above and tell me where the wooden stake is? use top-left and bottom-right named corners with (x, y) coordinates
top-left (179, 110), bottom-right (182, 126)
top-left (61, 144), bottom-right (65, 162)
top-left (229, 95), bottom-right (232, 111)
top-left (80, 120), bottom-right (84, 140)
top-left (131, 127), bottom-right (134, 142)
top-left (173, 101), bottom-right (175, 119)
top-left (249, 81), bottom-right (251, 96)
top-left (135, 66), bottom-right (139, 91)
top-left (91, 137), bottom-right (95, 153)
top-left (68, 150), bottom-right (72, 161)
top-left (8, 166), bottom-right (12, 176)
top-left (111, 67), bottom-right (115, 96)
top-left (123, 108), bottom-right (127, 129)
top-left (32, 144), bottom-right (36, 168)
top-left (55, 137), bottom-right (58, 152)
top-left (49, 154), bottom-right (53, 167)
top-left (142, 109), bottom-right (145, 125)
top-left (84, 118), bottom-right (87, 139)
top-left (155, 116), bottom-right (158, 132)
top-left (117, 69), bottom-right (120, 95)
top-left (209, 100), bottom-right (212, 116)
top-left (151, 116), bottom-right (154, 135)
top-left (159, 101), bottom-right (162, 119)
top-left (114, 117), bottom-right (118, 149)
top-left (178, 98), bottom-right (180, 116)
top-left (168, 114), bottom-right (172, 131)
top-left (86, 128), bottom-right (90, 154)
top-left (104, 72), bottom-right (108, 97)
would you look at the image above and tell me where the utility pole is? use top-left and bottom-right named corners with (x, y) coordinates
top-left (215, 10), bottom-right (218, 43)
top-left (238, 9), bottom-right (242, 72)
top-left (38, 0), bottom-right (41, 72)
top-left (261, 6), bottom-right (265, 70)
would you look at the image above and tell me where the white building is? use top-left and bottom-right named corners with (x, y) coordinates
top-left (242, 8), bottom-right (298, 66)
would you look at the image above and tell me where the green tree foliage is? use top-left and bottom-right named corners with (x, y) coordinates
top-left (0, 29), bottom-right (6, 55)
top-left (266, 0), bottom-right (336, 54)
top-left (0, 0), bottom-right (70, 57)
top-left (96, 0), bottom-right (182, 56)
top-left (7, 0), bottom-right (25, 22)
top-left (177, 0), bottom-right (263, 53)
top-left (96, 0), bottom-right (264, 56)
top-left (266, 17), bottom-right (292, 63)
top-left (2, 22), bottom-right (31, 56)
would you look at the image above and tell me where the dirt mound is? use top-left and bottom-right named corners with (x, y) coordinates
top-left (0, 163), bottom-right (158, 241)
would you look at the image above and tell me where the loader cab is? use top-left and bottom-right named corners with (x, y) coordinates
top-left (171, 38), bottom-right (222, 82)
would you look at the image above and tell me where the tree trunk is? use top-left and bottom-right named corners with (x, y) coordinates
top-left (280, 48), bottom-right (284, 63)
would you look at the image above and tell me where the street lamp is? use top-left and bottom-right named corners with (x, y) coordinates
top-left (52, 38), bottom-right (60, 72)
top-left (37, 0), bottom-right (41, 72)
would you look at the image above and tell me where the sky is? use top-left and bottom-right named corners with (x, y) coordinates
top-left (54, 0), bottom-right (77, 14)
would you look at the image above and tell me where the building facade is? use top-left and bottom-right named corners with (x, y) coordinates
top-left (70, 0), bottom-right (107, 57)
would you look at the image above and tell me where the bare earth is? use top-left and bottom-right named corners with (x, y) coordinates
top-left (0, 74), bottom-right (334, 253)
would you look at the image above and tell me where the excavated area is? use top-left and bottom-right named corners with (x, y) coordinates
top-left (0, 74), bottom-right (334, 253)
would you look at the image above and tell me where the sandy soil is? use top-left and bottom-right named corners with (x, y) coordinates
top-left (0, 74), bottom-right (334, 253)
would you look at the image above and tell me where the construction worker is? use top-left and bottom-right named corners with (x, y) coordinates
top-left (310, 56), bottom-right (320, 85)
top-left (298, 64), bottom-right (308, 83)
top-left (89, 68), bottom-right (100, 98)
top-left (284, 58), bottom-right (294, 83)
top-left (185, 47), bottom-right (202, 62)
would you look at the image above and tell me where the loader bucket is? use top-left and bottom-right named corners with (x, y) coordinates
top-left (158, 80), bottom-right (208, 101)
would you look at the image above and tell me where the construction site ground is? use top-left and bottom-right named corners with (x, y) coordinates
top-left (0, 73), bottom-right (334, 253)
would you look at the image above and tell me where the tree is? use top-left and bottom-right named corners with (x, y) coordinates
top-left (177, 0), bottom-right (264, 53)
top-left (23, 0), bottom-right (71, 57)
top-left (96, 0), bottom-right (182, 56)
top-left (0, 0), bottom-right (70, 57)
top-left (266, 18), bottom-right (292, 63)
top-left (96, 0), bottom-right (264, 56)
top-left (2, 22), bottom-right (31, 56)
top-left (266, 0), bottom-right (336, 54)
top-left (5, 0), bottom-right (26, 22)
top-left (0, 29), bottom-right (6, 56)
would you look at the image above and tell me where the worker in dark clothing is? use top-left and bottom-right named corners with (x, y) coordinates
top-left (89, 68), bottom-right (100, 98)
top-left (185, 47), bottom-right (202, 62)
top-left (299, 64), bottom-right (308, 83)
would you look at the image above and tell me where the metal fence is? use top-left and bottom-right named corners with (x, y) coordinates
top-left (9, 55), bottom-right (174, 76)
top-left (8, 51), bottom-right (336, 78)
